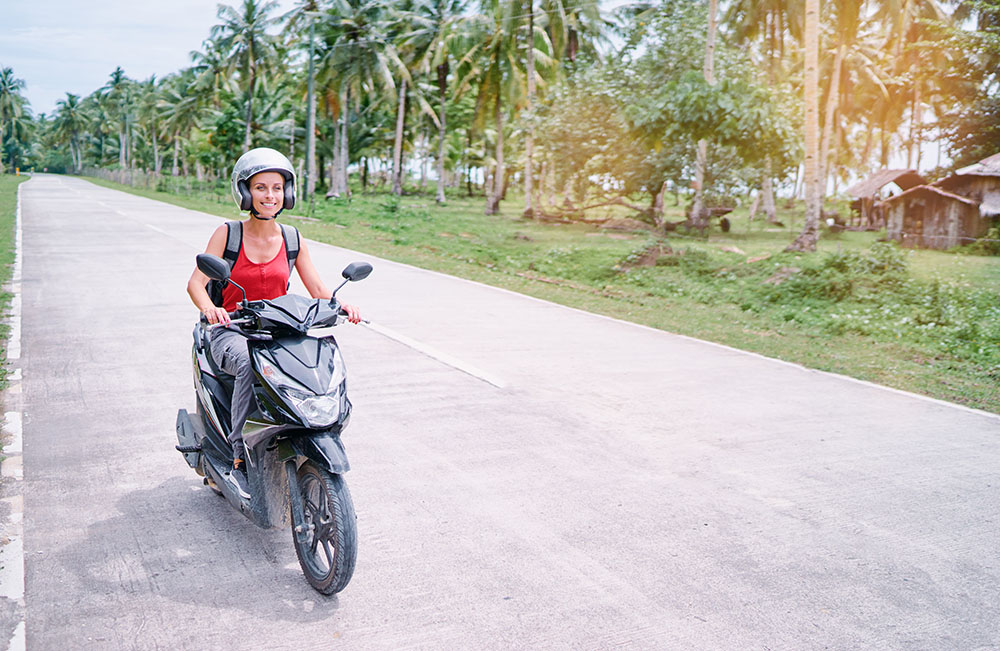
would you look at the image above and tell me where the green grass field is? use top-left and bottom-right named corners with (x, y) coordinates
top-left (87, 176), bottom-right (1000, 413)
top-left (0, 174), bottom-right (27, 389)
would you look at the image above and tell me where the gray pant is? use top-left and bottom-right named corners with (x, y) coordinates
top-left (210, 326), bottom-right (254, 454)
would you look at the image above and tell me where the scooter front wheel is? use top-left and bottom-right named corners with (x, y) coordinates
top-left (291, 462), bottom-right (357, 594)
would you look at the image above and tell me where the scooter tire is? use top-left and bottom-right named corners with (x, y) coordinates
top-left (291, 462), bottom-right (357, 595)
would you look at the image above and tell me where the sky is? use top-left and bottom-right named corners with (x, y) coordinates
top-left (1, 0), bottom-right (297, 116)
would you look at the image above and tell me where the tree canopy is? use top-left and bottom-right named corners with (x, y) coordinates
top-left (4, 0), bottom-right (998, 236)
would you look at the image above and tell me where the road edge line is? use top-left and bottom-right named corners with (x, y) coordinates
top-left (1, 180), bottom-right (26, 651)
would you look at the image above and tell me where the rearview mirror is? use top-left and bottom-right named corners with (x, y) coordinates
top-left (342, 262), bottom-right (373, 282)
top-left (197, 253), bottom-right (230, 282)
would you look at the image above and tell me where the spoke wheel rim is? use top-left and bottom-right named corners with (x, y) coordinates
top-left (298, 471), bottom-right (337, 580)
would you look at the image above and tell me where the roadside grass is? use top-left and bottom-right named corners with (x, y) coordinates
top-left (86, 176), bottom-right (1000, 413)
top-left (0, 175), bottom-right (27, 390)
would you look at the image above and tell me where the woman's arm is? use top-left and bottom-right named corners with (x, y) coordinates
top-left (186, 225), bottom-right (232, 325)
top-left (296, 239), bottom-right (362, 324)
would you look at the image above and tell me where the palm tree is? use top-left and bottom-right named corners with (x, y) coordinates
top-left (456, 0), bottom-right (529, 214)
top-left (53, 93), bottom-right (87, 173)
top-left (212, 0), bottom-right (283, 151)
top-left (101, 67), bottom-right (134, 170)
top-left (160, 73), bottom-right (203, 176)
top-left (319, 0), bottom-right (407, 196)
top-left (190, 40), bottom-right (238, 109)
top-left (866, 0), bottom-right (947, 169)
top-left (83, 93), bottom-right (114, 168)
top-left (724, 0), bottom-right (803, 223)
top-left (284, 0), bottom-right (324, 201)
top-left (788, 0), bottom-right (821, 252)
top-left (818, 0), bottom-right (890, 188)
top-left (539, 0), bottom-right (613, 68)
top-left (403, 0), bottom-right (467, 203)
top-left (136, 76), bottom-right (165, 175)
top-left (0, 67), bottom-right (29, 174)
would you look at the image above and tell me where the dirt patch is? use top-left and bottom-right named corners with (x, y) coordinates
top-left (587, 232), bottom-right (635, 240)
top-left (764, 266), bottom-right (802, 285)
top-left (621, 242), bottom-right (672, 269)
top-left (601, 217), bottom-right (656, 233)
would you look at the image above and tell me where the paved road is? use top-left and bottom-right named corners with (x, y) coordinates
top-left (11, 174), bottom-right (1000, 649)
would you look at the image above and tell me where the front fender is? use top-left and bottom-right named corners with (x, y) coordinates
top-left (280, 433), bottom-right (350, 474)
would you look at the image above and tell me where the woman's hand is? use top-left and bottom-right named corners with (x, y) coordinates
top-left (202, 306), bottom-right (231, 326)
top-left (341, 302), bottom-right (362, 324)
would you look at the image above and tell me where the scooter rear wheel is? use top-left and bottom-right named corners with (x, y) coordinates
top-left (292, 462), bottom-right (357, 594)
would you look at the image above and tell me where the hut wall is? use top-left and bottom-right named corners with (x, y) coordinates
top-left (886, 202), bottom-right (905, 242)
top-left (894, 193), bottom-right (980, 250)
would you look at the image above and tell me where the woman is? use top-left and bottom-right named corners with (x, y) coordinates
top-left (186, 147), bottom-right (361, 498)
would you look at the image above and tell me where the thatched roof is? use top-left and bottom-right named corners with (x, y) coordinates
top-left (954, 152), bottom-right (1000, 177)
top-left (845, 169), bottom-right (927, 198)
top-left (881, 184), bottom-right (979, 206)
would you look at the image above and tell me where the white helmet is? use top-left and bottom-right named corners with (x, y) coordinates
top-left (231, 147), bottom-right (296, 213)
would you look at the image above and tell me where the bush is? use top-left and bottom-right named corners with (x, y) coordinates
top-left (961, 226), bottom-right (1000, 256)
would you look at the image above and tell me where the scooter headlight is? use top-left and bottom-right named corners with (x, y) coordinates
top-left (257, 353), bottom-right (346, 429)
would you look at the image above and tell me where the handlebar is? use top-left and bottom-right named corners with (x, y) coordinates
top-left (198, 301), bottom-right (368, 335)
top-left (201, 315), bottom-right (252, 331)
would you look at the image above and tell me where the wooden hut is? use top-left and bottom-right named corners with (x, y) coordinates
top-left (934, 153), bottom-right (1000, 219)
top-left (882, 186), bottom-right (982, 249)
top-left (845, 169), bottom-right (927, 229)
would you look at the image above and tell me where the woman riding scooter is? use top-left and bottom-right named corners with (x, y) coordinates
top-left (185, 147), bottom-right (361, 499)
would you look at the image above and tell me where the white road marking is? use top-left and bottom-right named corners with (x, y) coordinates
top-left (363, 321), bottom-right (507, 389)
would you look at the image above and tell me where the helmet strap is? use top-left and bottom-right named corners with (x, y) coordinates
top-left (249, 206), bottom-right (278, 221)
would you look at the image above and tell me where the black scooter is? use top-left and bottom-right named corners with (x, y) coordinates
top-left (176, 253), bottom-right (372, 594)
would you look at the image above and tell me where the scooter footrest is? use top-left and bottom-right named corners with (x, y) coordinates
top-left (175, 444), bottom-right (202, 453)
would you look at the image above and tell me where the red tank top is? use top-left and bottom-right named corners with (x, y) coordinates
top-left (221, 243), bottom-right (290, 312)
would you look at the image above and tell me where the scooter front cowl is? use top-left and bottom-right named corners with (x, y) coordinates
top-left (286, 431), bottom-right (350, 474)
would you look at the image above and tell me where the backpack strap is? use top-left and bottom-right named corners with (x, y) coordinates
top-left (280, 223), bottom-right (300, 275)
top-left (223, 220), bottom-right (243, 269)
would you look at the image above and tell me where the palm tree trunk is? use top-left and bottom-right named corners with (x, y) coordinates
top-left (880, 112), bottom-right (890, 168)
top-left (436, 64), bottom-right (448, 205)
top-left (244, 71), bottom-right (255, 151)
top-left (419, 129), bottom-right (428, 189)
top-left (523, 0), bottom-right (536, 219)
top-left (392, 78), bottom-right (407, 196)
top-left (119, 127), bottom-right (127, 169)
top-left (330, 108), bottom-right (342, 196)
top-left (339, 87), bottom-right (349, 196)
top-left (761, 174), bottom-right (777, 222)
top-left (152, 124), bottom-right (161, 176)
top-left (788, 0), bottom-right (821, 252)
top-left (820, 43), bottom-right (845, 196)
top-left (689, 0), bottom-right (718, 233)
top-left (127, 116), bottom-right (134, 170)
top-left (307, 81), bottom-right (317, 198)
top-left (485, 94), bottom-right (504, 215)
top-left (172, 132), bottom-right (180, 176)
top-left (909, 82), bottom-right (922, 169)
